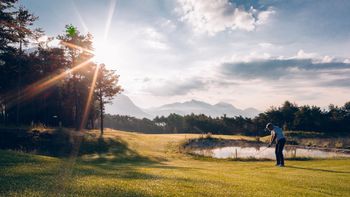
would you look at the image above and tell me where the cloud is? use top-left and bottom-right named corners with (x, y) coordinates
top-left (228, 52), bottom-right (272, 63)
top-left (146, 78), bottom-right (208, 96)
top-left (220, 58), bottom-right (350, 80)
top-left (321, 55), bottom-right (334, 63)
top-left (143, 71), bottom-right (245, 96)
top-left (258, 42), bottom-right (273, 48)
top-left (160, 19), bottom-right (177, 32)
top-left (256, 7), bottom-right (275, 25)
top-left (143, 51), bottom-right (350, 98)
top-left (176, 0), bottom-right (275, 35)
top-left (295, 49), bottom-right (317, 59)
top-left (142, 27), bottom-right (169, 50)
top-left (321, 78), bottom-right (350, 88)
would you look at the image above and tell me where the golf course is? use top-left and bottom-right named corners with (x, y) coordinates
top-left (2, 0), bottom-right (350, 196)
top-left (1, 129), bottom-right (349, 197)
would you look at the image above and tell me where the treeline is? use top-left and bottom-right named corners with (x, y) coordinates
top-left (0, 1), bottom-right (122, 133)
top-left (104, 101), bottom-right (350, 135)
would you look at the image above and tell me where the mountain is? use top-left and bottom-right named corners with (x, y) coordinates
top-left (105, 94), bottom-right (152, 119)
top-left (242, 107), bottom-right (261, 118)
top-left (106, 95), bottom-right (261, 119)
top-left (145, 99), bottom-right (260, 118)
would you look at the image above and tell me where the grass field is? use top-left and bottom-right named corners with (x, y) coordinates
top-left (0, 129), bottom-right (349, 197)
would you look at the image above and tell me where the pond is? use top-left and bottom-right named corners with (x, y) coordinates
top-left (192, 146), bottom-right (350, 159)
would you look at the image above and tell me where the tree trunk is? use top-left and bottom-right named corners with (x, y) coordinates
top-left (0, 102), bottom-right (5, 125)
top-left (16, 40), bottom-right (22, 126)
top-left (4, 104), bottom-right (7, 126)
top-left (73, 75), bottom-right (81, 131)
top-left (99, 94), bottom-right (104, 136)
top-left (71, 55), bottom-right (80, 131)
top-left (91, 119), bottom-right (95, 129)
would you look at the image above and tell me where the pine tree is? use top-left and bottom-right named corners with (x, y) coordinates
top-left (0, 1), bottom-right (39, 125)
top-left (58, 25), bottom-right (95, 130)
top-left (0, 0), bottom-right (18, 124)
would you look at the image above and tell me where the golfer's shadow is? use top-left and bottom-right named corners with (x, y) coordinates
top-left (286, 165), bottom-right (350, 174)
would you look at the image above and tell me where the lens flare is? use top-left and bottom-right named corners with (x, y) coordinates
top-left (2, 57), bottom-right (93, 109)
top-left (79, 64), bottom-right (100, 130)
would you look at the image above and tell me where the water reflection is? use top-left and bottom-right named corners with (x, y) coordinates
top-left (193, 146), bottom-right (350, 159)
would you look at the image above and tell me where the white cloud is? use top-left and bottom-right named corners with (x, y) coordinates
top-left (176, 0), bottom-right (275, 35)
top-left (38, 35), bottom-right (49, 42)
top-left (142, 27), bottom-right (169, 50)
top-left (160, 19), bottom-right (176, 32)
top-left (145, 78), bottom-right (208, 96)
top-left (295, 50), bottom-right (338, 63)
top-left (256, 7), bottom-right (276, 25)
top-left (258, 42), bottom-right (273, 48)
top-left (321, 55), bottom-right (334, 63)
top-left (225, 51), bottom-right (271, 63)
top-left (48, 38), bottom-right (61, 48)
top-left (295, 49), bottom-right (317, 59)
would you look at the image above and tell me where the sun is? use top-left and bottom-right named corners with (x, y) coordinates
top-left (92, 40), bottom-right (116, 66)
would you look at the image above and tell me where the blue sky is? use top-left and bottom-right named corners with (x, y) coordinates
top-left (20, 0), bottom-right (350, 110)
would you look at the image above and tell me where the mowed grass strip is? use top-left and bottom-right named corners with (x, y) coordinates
top-left (0, 129), bottom-right (349, 197)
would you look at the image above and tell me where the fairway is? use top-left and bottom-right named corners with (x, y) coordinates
top-left (0, 129), bottom-right (349, 197)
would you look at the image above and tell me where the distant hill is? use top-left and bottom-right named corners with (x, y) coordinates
top-left (145, 99), bottom-right (260, 118)
top-left (106, 95), bottom-right (261, 119)
top-left (105, 94), bottom-right (152, 119)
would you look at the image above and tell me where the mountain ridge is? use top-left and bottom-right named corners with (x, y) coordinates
top-left (106, 94), bottom-right (261, 119)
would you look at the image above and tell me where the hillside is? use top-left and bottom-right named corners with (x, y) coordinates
top-left (106, 94), bottom-right (152, 119)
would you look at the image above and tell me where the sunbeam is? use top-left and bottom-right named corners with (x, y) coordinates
top-left (1, 38), bottom-right (99, 110)
top-left (2, 58), bottom-right (93, 109)
top-left (79, 64), bottom-right (100, 130)
top-left (60, 41), bottom-right (95, 54)
top-left (72, 2), bottom-right (89, 34)
top-left (104, 0), bottom-right (117, 41)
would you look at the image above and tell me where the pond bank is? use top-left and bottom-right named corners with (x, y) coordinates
top-left (183, 136), bottom-right (350, 160)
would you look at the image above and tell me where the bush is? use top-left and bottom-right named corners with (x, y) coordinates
top-left (0, 128), bottom-right (114, 157)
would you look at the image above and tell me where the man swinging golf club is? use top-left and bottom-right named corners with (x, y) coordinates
top-left (266, 123), bottom-right (286, 167)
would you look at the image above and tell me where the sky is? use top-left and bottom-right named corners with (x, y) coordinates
top-left (20, 0), bottom-right (350, 110)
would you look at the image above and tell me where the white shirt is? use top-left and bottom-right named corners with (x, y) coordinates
top-left (271, 126), bottom-right (285, 141)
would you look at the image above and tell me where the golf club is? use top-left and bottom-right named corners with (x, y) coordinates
top-left (254, 146), bottom-right (270, 156)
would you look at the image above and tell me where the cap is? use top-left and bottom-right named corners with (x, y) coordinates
top-left (266, 123), bottom-right (273, 129)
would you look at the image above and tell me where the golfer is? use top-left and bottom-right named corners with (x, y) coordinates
top-left (266, 123), bottom-right (286, 167)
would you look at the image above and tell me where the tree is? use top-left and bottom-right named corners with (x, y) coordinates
top-left (343, 102), bottom-right (350, 112)
top-left (1, 0), bottom-right (18, 122)
top-left (14, 7), bottom-right (38, 125)
top-left (342, 102), bottom-right (350, 134)
top-left (30, 45), bottom-right (67, 126)
top-left (280, 101), bottom-right (299, 130)
top-left (58, 25), bottom-right (95, 130)
top-left (1, 1), bottom-right (124, 130)
top-left (0, 0), bottom-right (17, 53)
top-left (95, 64), bottom-right (122, 135)
top-left (293, 105), bottom-right (324, 132)
top-left (0, 1), bottom-right (39, 125)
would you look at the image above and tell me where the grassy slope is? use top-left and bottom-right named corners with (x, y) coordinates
top-left (0, 129), bottom-right (349, 197)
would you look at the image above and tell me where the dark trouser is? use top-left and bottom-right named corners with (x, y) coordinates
top-left (275, 138), bottom-right (286, 165)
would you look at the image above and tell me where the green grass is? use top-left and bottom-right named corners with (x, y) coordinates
top-left (0, 129), bottom-right (349, 197)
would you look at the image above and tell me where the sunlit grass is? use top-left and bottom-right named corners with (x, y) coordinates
top-left (0, 129), bottom-right (349, 196)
